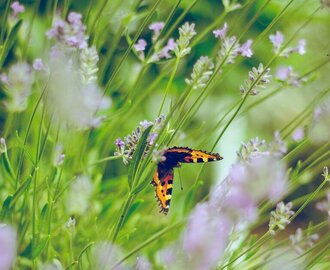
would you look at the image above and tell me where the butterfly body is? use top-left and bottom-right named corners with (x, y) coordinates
top-left (151, 147), bottom-right (223, 214)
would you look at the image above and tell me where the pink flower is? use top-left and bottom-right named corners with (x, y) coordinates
top-left (10, 1), bottom-right (24, 17)
top-left (134, 39), bottom-right (147, 52)
top-left (213, 23), bottom-right (228, 39)
top-left (239, 39), bottom-right (253, 57)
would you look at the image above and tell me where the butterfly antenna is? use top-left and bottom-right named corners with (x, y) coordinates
top-left (178, 169), bottom-right (184, 191)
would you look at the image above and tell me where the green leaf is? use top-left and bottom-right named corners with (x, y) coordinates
top-left (21, 236), bottom-right (50, 259)
top-left (10, 176), bottom-right (32, 207)
top-left (132, 165), bottom-right (155, 195)
top-left (0, 20), bottom-right (22, 67)
top-left (31, 236), bottom-right (50, 259)
top-left (0, 195), bottom-right (13, 219)
top-left (127, 125), bottom-right (153, 190)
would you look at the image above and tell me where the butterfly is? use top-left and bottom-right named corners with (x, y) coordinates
top-left (150, 147), bottom-right (223, 214)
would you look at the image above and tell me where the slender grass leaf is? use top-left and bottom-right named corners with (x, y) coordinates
top-left (124, 199), bottom-right (144, 224)
top-left (1, 153), bottom-right (16, 181)
top-left (127, 125), bottom-right (153, 190)
top-left (31, 236), bottom-right (50, 259)
top-left (9, 176), bottom-right (32, 207)
top-left (0, 20), bottom-right (22, 67)
top-left (0, 195), bottom-right (13, 219)
top-left (132, 165), bottom-right (155, 195)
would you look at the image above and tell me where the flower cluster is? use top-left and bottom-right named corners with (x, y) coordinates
top-left (47, 52), bottom-right (110, 129)
top-left (80, 46), bottom-right (99, 84)
top-left (276, 66), bottom-right (302, 87)
top-left (114, 115), bottom-right (166, 164)
top-left (237, 132), bottom-right (287, 162)
top-left (173, 22), bottom-right (197, 58)
top-left (134, 21), bottom-right (175, 62)
top-left (269, 31), bottom-right (306, 57)
top-left (185, 56), bottom-right (214, 90)
top-left (309, 97), bottom-right (330, 144)
top-left (45, 12), bottom-right (111, 129)
top-left (2, 62), bottom-right (34, 112)
top-left (240, 63), bottom-right (272, 96)
top-left (66, 175), bottom-right (93, 215)
top-left (214, 23), bottom-right (253, 66)
top-left (47, 12), bottom-right (88, 49)
top-left (290, 228), bottom-right (319, 255)
top-left (269, 201), bottom-right (295, 235)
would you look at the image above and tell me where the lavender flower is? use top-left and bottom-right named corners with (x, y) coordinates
top-left (10, 1), bottom-right (24, 17)
top-left (0, 224), bottom-right (17, 270)
top-left (185, 56), bottom-right (214, 90)
top-left (0, 73), bottom-right (8, 84)
top-left (292, 127), bottom-right (305, 142)
top-left (158, 38), bottom-right (175, 59)
top-left (290, 228), bottom-right (319, 255)
top-left (47, 12), bottom-right (88, 49)
top-left (239, 39), bottom-right (253, 57)
top-left (134, 39), bottom-right (147, 52)
top-left (173, 22), bottom-right (197, 58)
top-left (222, 156), bottom-right (287, 222)
top-left (217, 36), bottom-right (241, 65)
top-left (116, 115), bottom-right (166, 165)
top-left (213, 23), bottom-right (228, 39)
top-left (276, 66), bottom-right (301, 87)
top-left (151, 148), bottom-right (167, 163)
top-left (183, 203), bottom-right (231, 270)
top-left (135, 256), bottom-right (151, 270)
top-left (33, 58), bottom-right (45, 71)
top-left (237, 132), bottom-right (286, 162)
top-left (269, 201), bottom-right (295, 235)
top-left (80, 46), bottom-right (99, 84)
top-left (269, 31), bottom-right (284, 52)
top-left (65, 216), bottom-right (76, 229)
top-left (269, 31), bottom-right (306, 57)
top-left (316, 191), bottom-right (330, 217)
top-left (3, 62), bottom-right (34, 112)
top-left (240, 63), bottom-right (271, 96)
top-left (47, 53), bottom-right (110, 129)
top-left (92, 243), bottom-right (125, 270)
top-left (0, 138), bottom-right (7, 154)
top-left (66, 175), bottom-right (93, 215)
top-left (149, 22), bottom-right (165, 40)
top-left (309, 97), bottom-right (330, 143)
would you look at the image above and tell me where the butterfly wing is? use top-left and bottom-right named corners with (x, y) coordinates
top-left (165, 147), bottom-right (223, 164)
top-left (151, 165), bottom-right (174, 215)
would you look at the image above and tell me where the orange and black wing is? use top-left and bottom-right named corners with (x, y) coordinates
top-left (165, 147), bottom-right (223, 164)
top-left (151, 166), bottom-right (174, 215)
